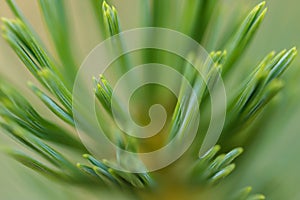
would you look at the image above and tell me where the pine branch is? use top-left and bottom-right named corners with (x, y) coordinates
top-left (223, 47), bottom-right (297, 140)
top-left (0, 1), bottom-right (297, 199)
top-left (38, 0), bottom-right (77, 87)
top-left (223, 2), bottom-right (267, 74)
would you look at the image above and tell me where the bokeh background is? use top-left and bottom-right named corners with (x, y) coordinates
top-left (0, 0), bottom-right (299, 199)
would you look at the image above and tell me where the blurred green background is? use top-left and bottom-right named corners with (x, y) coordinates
top-left (0, 0), bottom-right (299, 199)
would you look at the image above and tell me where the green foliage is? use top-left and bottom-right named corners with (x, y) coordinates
top-left (223, 48), bottom-right (297, 139)
top-left (190, 145), bottom-right (242, 184)
top-left (1, 126), bottom-right (89, 184)
top-left (232, 187), bottom-right (265, 200)
top-left (0, 82), bottom-right (80, 149)
top-left (37, 0), bottom-right (77, 86)
top-left (223, 2), bottom-right (267, 74)
top-left (102, 1), bottom-right (120, 37)
top-left (94, 74), bottom-right (114, 115)
top-left (0, 0), bottom-right (297, 199)
top-left (78, 154), bottom-right (154, 189)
